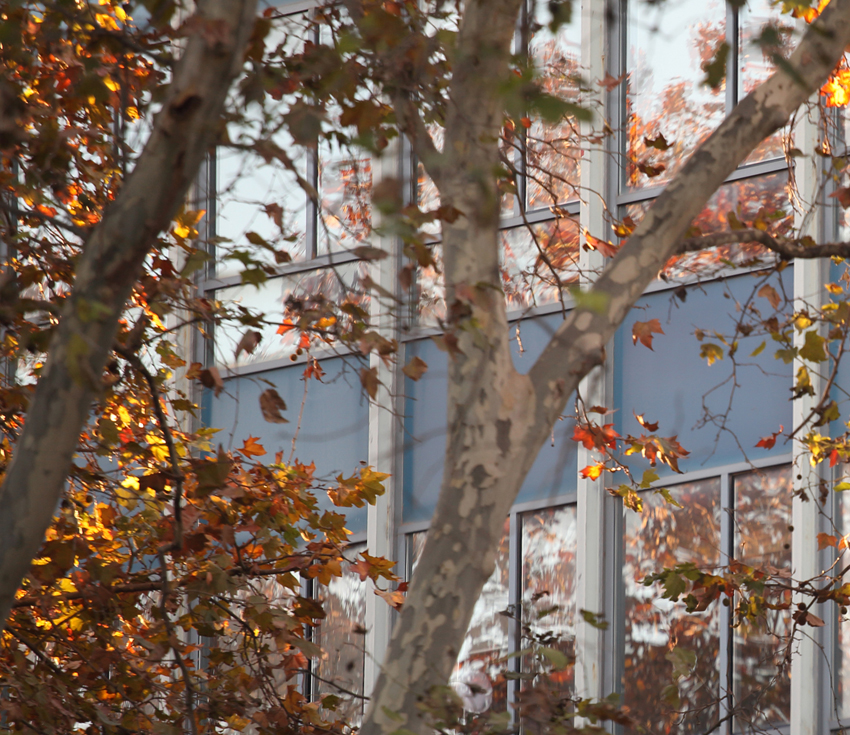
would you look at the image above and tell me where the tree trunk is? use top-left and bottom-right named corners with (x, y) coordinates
top-left (0, 0), bottom-right (259, 633)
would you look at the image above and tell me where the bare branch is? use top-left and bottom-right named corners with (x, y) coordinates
top-left (677, 228), bottom-right (850, 259)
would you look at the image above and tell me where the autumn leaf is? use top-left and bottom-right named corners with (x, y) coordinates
top-left (634, 412), bottom-right (659, 432)
top-left (585, 233), bottom-right (620, 258)
top-left (755, 425), bottom-right (783, 449)
top-left (700, 343), bottom-right (724, 366)
top-left (817, 532), bottom-right (838, 550)
top-left (643, 133), bottom-right (671, 151)
top-left (235, 329), bottom-right (262, 361)
top-left (352, 245), bottom-right (389, 261)
top-left (199, 366), bottom-right (224, 397)
top-left (303, 358), bottom-right (325, 381)
top-left (402, 356), bottom-right (428, 381)
top-left (238, 436), bottom-right (266, 458)
top-left (597, 71), bottom-right (627, 92)
top-left (259, 389), bottom-right (288, 423)
top-left (360, 366), bottom-right (379, 399)
top-left (757, 284), bottom-right (781, 310)
top-left (632, 319), bottom-right (664, 350)
top-left (830, 186), bottom-right (850, 208)
top-left (580, 463), bottom-right (606, 480)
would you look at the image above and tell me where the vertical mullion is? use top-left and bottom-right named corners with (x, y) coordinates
top-left (507, 510), bottom-right (521, 719)
top-left (725, 2), bottom-right (738, 116)
top-left (719, 471), bottom-right (734, 735)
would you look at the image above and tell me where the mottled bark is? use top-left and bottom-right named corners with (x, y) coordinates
top-left (0, 0), bottom-right (258, 632)
top-left (361, 2), bottom-right (850, 733)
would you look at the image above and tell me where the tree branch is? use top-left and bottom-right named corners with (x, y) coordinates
top-left (676, 228), bottom-right (850, 259)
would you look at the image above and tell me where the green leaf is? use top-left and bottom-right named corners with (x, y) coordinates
top-left (580, 608), bottom-right (609, 630)
top-left (701, 42), bottom-right (729, 89)
top-left (654, 487), bottom-right (683, 509)
top-left (538, 646), bottom-right (572, 669)
top-left (569, 286), bottom-right (609, 314)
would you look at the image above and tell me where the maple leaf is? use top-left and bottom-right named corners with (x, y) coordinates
top-left (757, 284), bottom-right (781, 310)
top-left (580, 463), bottom-right (606, 480)
top-left (755, 425), bottom-right (783, 450)
top-left (830, 186), bottom-right (850, 208)
top-left (817, 532), bottom-right (838, 550)
top-left (585, 233), bottom-right (620, 258)
top-left (634, 412), bottom-right (659, 432)
top-left (238, 436), bottom-right (266, 458)
top-left (632, 319), bottom-right (664, 350)
top-left (402, 356), bottom-right (428, 381)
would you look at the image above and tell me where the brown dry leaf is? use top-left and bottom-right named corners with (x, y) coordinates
top-left (830, 186), bottom-right (850, 208)
top-left (402, 356), bottom-right (428, 381)
top-left (757, 284), bottom-right (781, 310)
top-left (631, 319), bottom-right (664, 350)
top-left (235, 329), bottom-right (262, 361)
top-left (199, 366), bottom-right (224, 397)
top-left (259, 388), bottom-right (288, 423)
top-left (360, 366), bottom-right (379, 399)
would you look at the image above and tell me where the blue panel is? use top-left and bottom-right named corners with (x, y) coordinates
top-left (208, 358), bottom-right (369, 534)
top-left (402, 338), bottom-right (448, 523)
top-left (510, 315), bottom-right (577, 504)
top-left (614, 269), bottom-right (793, 477)
top-left (402, 314), bottom-right (577, 524)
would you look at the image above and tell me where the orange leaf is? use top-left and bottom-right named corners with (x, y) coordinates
top-left (580, 463), bottom-right (605, 480)
top-left (755, 425), bottom-right (783, 450)
top-left (818, 532), bottom-right (838, 550)
top-left (634, 412), bottom-right (659, 432)
top-left (238, 436), bottom-right (266, 458)
top-left (585, 233), bottom-right (620, 258)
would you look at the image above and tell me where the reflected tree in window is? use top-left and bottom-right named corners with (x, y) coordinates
top-left (623, 479), bottom-right (722, 735)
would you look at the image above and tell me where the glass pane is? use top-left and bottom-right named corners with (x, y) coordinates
top-left (738, 0), bottom-right (794, 162)
top-left (526, 0), bottom-right (582, 208)
top-left (625, 171), bottom-right (791, 279)
top-left (732, 465), bottom-right (792, 731)
top-left (837, 478), bottom-right (850, 720)
top-left (626, 0), bottom-right (726, 189)
top-left (314, 544), bottom-right (367, 725)
top-left (623, 479), bottom-right (722, 735)
top-left (317, 140), bottom-right (372, 254)
top-left (216, 143), bottom-right (308, 277)
top-left (214, 262), bottom-right (369, 367)
top-left (501, 218), bottom-right (580, 310)
top-left (216, 12), bottom-right (312, 275)
top-left (454, 519), bottom-right (512, 714)
top-left (520, 504), bottom-right (577, 734)
top-left (407, 524), bottom-right (512, 714)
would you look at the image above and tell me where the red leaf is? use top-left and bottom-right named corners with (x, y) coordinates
top-left (634, 412), bottom-right (660, 432)
top-left (755, 425), bottom-right (784, 450)
top-left (585, 233), bottom-right (620, 258)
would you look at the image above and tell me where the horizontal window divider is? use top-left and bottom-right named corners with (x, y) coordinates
top-left (501, 203), bottom-right (581, 229)
top-left (200, 251), bottom-right (364, 293)
top-left (215, 342), bottom-right (361, 378)
top-left (642, 453), bottom-right (793, 490)
top-left (398, 520), bottom-right (432, 536)
top-left (616, 156), bottom-right (789, 207)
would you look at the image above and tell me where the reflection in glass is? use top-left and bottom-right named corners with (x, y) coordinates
top-left (526, 0), bottom-right (582, 208)
top-left (314, 545), bottom-right (367, 725)
top-left (623, 479), bottom-right (721, 735)
top-left (520, 505), bottom-right (577, 735)
top-left (837, 478), bottom-right (850, 719)
top-left (626, 0), bottom-right (726, 188)
top-left (216, 13), bottom-right (313, 276)
top-left (318, 140), bottom-right (372, 254)
top-left (216, 144), bottom-right (308, 278)
top-left (407, 522), bottom-right (511, 714)
top-left (626, 171), bottom-right (791, 279)
top-left (502, 219), bottom-right (580, 309)
top-left (214, 262), bottom-right (369, 367)
top-left (732, 465), bottom-right (792, 731)
top-left (738, 0), bottom-right (793, 162)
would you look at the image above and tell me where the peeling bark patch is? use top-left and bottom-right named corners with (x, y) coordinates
top-left (495, 419), bottom-right (511, 456)
top-left (471, 463), bottom-right (490, 486)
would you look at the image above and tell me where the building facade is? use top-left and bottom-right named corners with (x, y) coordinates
top-left (195, 0), bottom-right (850, 733)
